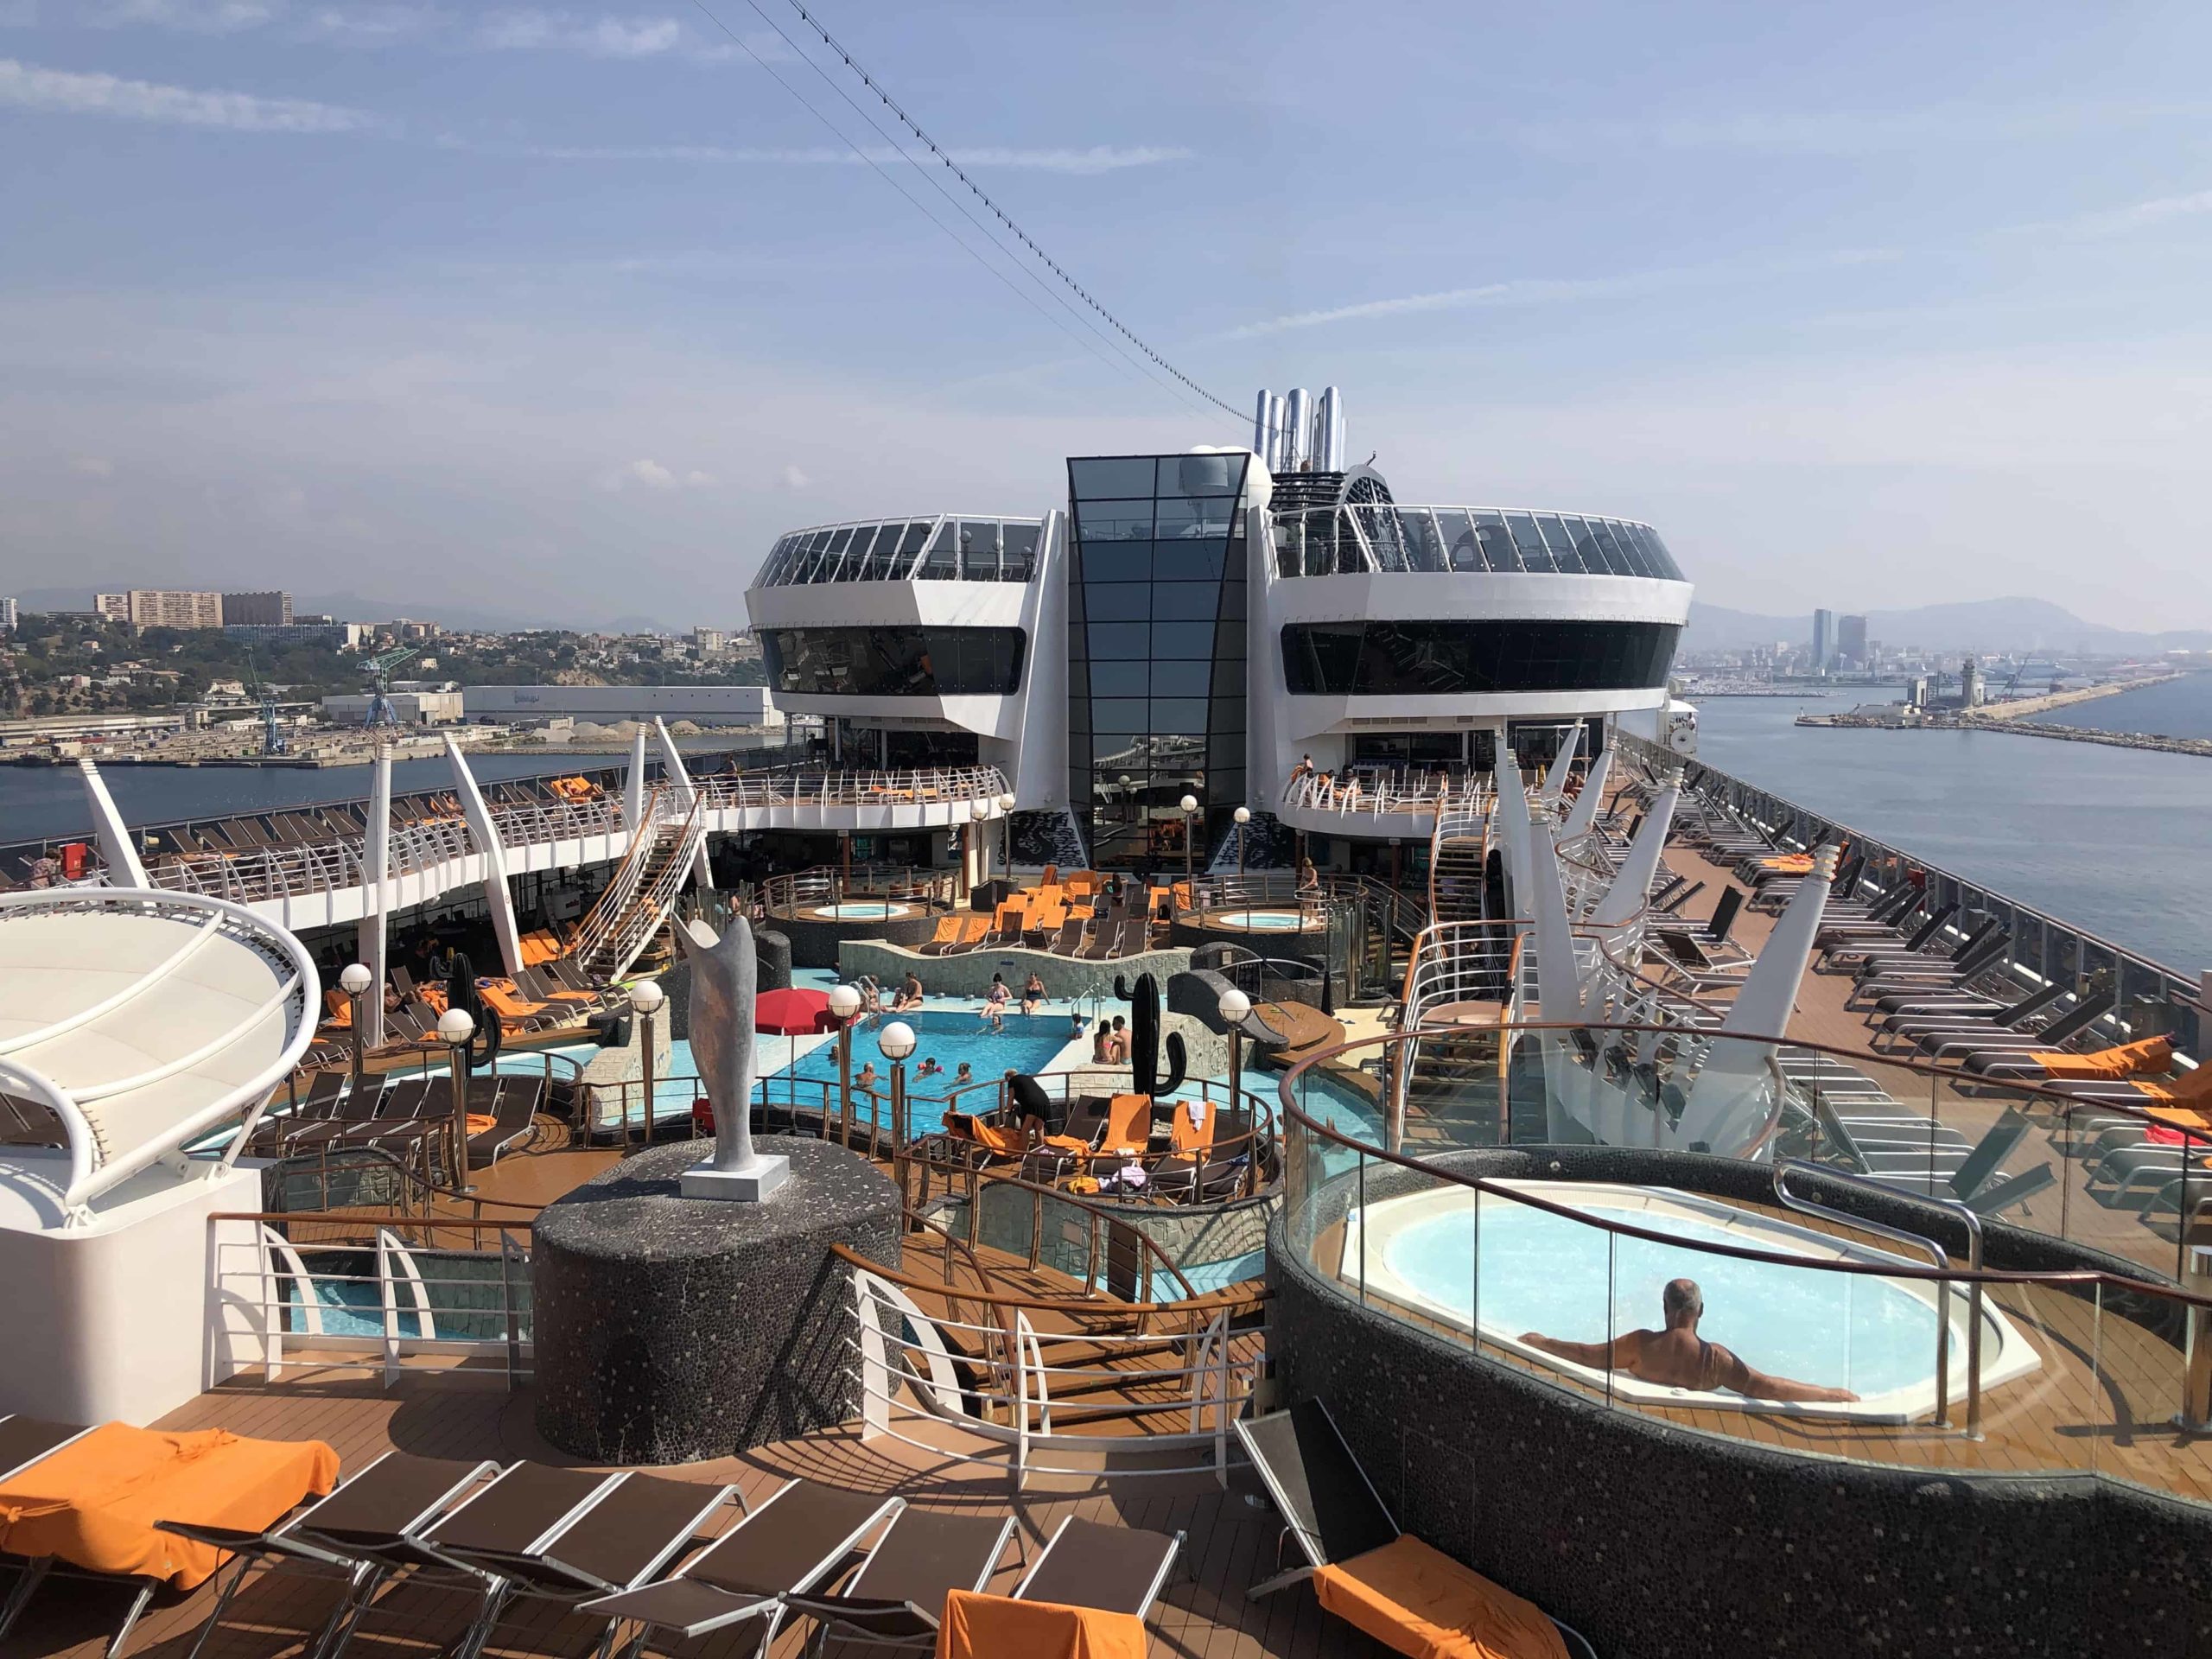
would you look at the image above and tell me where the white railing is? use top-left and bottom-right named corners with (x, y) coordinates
top-left (850, 1265), bottom-right (1258, 1488)
top-left (1280, 769), bottom-right (1467, 822)
top-left (571, 787), bottom-right (697, 980)
top-left (221, 1221), bottom-right (531, 1389)
top-left (696, 766), bottom-right (1009, 810)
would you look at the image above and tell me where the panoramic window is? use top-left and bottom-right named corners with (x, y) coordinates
top-left (762, 626), bottom-right (1027, 696)
top-left (1280, 620), bottom-right (1681, 696)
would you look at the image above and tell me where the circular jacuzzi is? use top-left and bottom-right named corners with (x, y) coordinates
top-left (1213, 907), bottom-right (1322, 932)
top-left (803, 900), bottom-right (921, 922)
top-left (1340, 1180), bottom-right (2040, 1422)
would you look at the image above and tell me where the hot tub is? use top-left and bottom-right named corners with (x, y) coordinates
top-left (802, 901), bottom-right (921, 922)
top-left (1339, 1180), bottom-right (2040, 1422)
top-left (1212, 907), bottom-right (1320, 932)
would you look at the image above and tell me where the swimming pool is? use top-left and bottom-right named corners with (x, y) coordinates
top-left (666, 1009), bottom-right (1081, 1138)
top-left (1342, 1181), bottom-right (2038, 1421)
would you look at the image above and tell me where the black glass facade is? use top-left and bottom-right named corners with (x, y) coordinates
top-left (1067, 452), bottom-right (1249, 866)
top-left (1281, 620), bottom-right (1680, 697)
top-left (762, 626), bottom-right (1027, 698)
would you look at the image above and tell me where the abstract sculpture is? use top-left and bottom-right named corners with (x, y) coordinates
top-left (1112, 970), bottom-right (1187, 1101)
top-left (675, 913), bottom-right (790, 1201)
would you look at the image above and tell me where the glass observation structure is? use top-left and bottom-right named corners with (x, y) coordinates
top-left (755, 515), bottom-right (1044, 586)
top-left (1274, 505), bottom-right (1683, 581)
top-left (1066, 451), bottom-right (1250, 867)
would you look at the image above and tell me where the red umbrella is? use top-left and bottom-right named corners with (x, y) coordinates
top-left (755, 987), bottom-right (834, 1034)
top-left (754, 986), bottom-right (836, 1113)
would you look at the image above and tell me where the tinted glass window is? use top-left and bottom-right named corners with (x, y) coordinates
top-left (1071, 457), bottom-right (1158, 499)
top-left (1001, 521), bottom-right (1039, 580)
top-left (1158, 453), bottom-right (1244, 496)
top-left (1089, 622), bottom-right (1149, 660)
top-left (1150, 621), bottom-right (1214, 658)
top-left (1150, 582), bottom-right (1220, 621)
top-left (762, 626), bottom-right (1027, 696)
top-left (1084, 583), bottom-right (1150, 622)
top-left (1280, 620), bottom-right (1681, 696)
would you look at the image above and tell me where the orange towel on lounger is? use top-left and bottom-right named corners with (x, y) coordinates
top-left (1312, 1536), bottom-right (1568, 1659)
top-left (936, 1589), bottom-right (1147, 1659)
top-left (2035, 1035), bottom-right (2173, 1079)
top-left (0, 1424), bottom-right (338, 1591)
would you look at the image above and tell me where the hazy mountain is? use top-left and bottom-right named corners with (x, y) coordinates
top-left (1685, 596), bottom-right (2212, 657)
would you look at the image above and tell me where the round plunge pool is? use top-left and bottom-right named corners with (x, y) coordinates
top-left (805, 901), bottom-right (920, 921)
top-left (1212, 908), bottom-right (1319, 932)
top-left (1339, 1180), bottom-right (2040, 1421)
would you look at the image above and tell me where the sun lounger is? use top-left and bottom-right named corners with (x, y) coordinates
top-left (579, 1478), bottom-right (904, 1654)
top-left (778, 1508), bottom-right (1014, 1651)
top-left (1916, 991), bottom-right (2114, 1063)
top-left (162, 1450), bottom-right (497, 1659)
top-left (467, 1077), bottom-right (546, 1167)
top-left (916, 916), bottom-right (964, 955)
top-left (0, 1419), bottom-right (91, 1484)
top-left (0, 1422), bottom-right (340, 1658)
top-left (982, 1515), bottom-right (1181, 1628)
top-left (1049, 916), bottom-right (1086, 955)
top-left (1236, 1401), bottom-right (1593, 1658)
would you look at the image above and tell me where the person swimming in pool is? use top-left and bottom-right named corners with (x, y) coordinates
top-left (1519, 1279), bottom-right (1859, 1405)
top-left (954, 1062), bottom-right (974, 1088)
top-left (914, 1057), bottom-right (943, 1080)
top-left (855, 1061), bottom-right (880, 1096)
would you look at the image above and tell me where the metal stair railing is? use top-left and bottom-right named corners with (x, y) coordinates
top-left (570, 785), bottom-right (698, 980)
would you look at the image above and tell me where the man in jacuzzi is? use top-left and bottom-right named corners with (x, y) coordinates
top-left (1520, 1279), bottom-right (1859, 1406)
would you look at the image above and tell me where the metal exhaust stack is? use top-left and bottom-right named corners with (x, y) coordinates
top-left (1284, 387), bottom-right (1313, 471)
top-left (1251, 389), bottom-right (1274, 464)
top-left (1316, 385), bottom-right (1344, 472)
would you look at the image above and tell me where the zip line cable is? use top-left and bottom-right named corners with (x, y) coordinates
top-left (679, 0), bottom-right (1192, 410)
top-left (688, 0), bottom-right (1244, 427)
top-left (714, 0), bottom-right (1213, 418)
top-left (777, 0), bottom-right (1246, 423)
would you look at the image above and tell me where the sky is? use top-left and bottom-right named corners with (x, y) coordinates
top-left (1, 1), bottom-right (2209, 631)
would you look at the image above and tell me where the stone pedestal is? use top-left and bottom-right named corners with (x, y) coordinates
top-left (531, 1134), bottom-right (899, 1463)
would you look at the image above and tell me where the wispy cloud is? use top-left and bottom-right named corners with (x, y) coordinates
top-left (0, 57), bottom-right (375, 131)
top-left (1511, 100), bottom-right (2211, 157)
top-left (83, 0), bottom-right (281, 32)
top-left (472, 140), bottom-right (1192, 173)
top-left (478, 10), bottom-right (681, 58)
top-left (597, 457), bottom-right (714, 491)
top-left (2039, 188), bottom-right (2212, 240)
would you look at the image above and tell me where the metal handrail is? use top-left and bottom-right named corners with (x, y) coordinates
top-left (1771, 1160), bottom-right (1957, 1428)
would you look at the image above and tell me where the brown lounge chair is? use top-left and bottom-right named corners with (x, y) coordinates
top-left (932, 1516), bottom-right (1182, 1656)
top-left (916, 916), bottom-right (965, 956)
top-left (1236, 1402), bottom-right (1595, 1659)
top-left (579, 1478), bottom-right (905, 1653)
top-left (778, 1508), bottom-right (1015, 1651)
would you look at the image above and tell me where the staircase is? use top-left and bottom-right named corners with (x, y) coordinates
top-left (1429, 792), bottom-right (1490, 924)
top-left (571, 790), bottom-right (707, 983)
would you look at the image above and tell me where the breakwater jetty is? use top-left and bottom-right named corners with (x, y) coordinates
top-left (1794, 672), bottom-right (2212, 759)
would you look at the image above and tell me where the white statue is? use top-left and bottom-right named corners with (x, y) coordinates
top-left (675, 913), bottom-right (791, 1201)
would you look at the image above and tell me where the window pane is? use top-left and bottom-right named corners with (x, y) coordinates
top-left (1157, 453), bottom-right (1244, 496)
top-left (760, 626), bottom-right (1026, 696)
top-left (1157, 496), bottom-right (1236, 540)
top-left (1151, 698), bottom-right (1210, 732)
top-left (1150, 621), bottom-right (1214, 658)
top-left (1091, 700), bottom-right (1148, 734)
top-left (1084, 583), bottom-right (1150, 622)
top-left (1532, 513), bottom-right (1584, 574)
top-left (918, 521), bottom-right (958, 580)
top-left (1091, 733), bottom-right (1146, 764)
top-left (1155, 537), bottom-right (1226, 581)
top-left (1150, 661), bottom-right (1210, 697)
top-left (1088, 622), bottom-right (1150, 661)
top-left (1070, 458), bottom-right (1157, 499)
top-left (1150, 582), bottom-right (1219, 621)
top-left (1089, 660), bottom-right (1147, 698)
top-left (1276, 620), bottom-right (1680, 696)
top-left (1001, 521), bottom-right (1039, 580)
top-left (959, 520), bottom-right (1000, 581)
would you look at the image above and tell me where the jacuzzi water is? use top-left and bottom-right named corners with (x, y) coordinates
top-left (811, 901), bottom-right (914, 920)
top-left (1213, 908), bottom-right (1311, 931)
top-left (1379, 1191), bottom-right (1959, 1399)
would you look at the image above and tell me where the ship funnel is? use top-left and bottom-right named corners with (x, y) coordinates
top-left (1251, 389), bottom-right (1274, 462)
top-left (1284, 387), bottom-right (1313, 472)
top-left (1267, 392), bottom-right (1288, 471)
top-left (1316, 386), bottom-right (1345, 473)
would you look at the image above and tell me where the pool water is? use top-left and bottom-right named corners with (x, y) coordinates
top-left (668, 1009), bottom-right (1078, 1137)
top-left (1214, 909), bottom-right (1310, 931)
top-left (812, 902), bottom-right (915, 920)
top-left (1382, 1194), bottom-right (1944, 1398)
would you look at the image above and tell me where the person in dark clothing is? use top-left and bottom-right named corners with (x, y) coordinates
top-left (1006, 1070), bottom-right (1065, 1145)
top-left (443, 947), bottom-right (502, 1070)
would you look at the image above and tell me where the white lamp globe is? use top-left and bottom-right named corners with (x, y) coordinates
top-left (630, 978), bottom-right (665, 1016)
top-left (1179, 794), bottom-right (1198, 814)
top-left (879, 1020), bottom-right (918, 1061)
top-left (436, 1007), bottom-right (476, 1044)
top-left (1217, 987), bottom-right (1252, 1024)
top-left (997, 791), bottom-right (1017, 811)
top-left (826, 982), bottom-right (863, 1019)
top-left (339, 963), bottom-right (373, 996)
top-left (971, 798), bottom-right (990, 821)
top-left (1233, 805), bottom-right (1252, 825)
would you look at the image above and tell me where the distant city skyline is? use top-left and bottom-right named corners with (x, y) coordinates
top-left (2, 4), bottom-right (2209, 627)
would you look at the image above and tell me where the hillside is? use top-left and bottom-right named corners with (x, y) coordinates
top-left (1685, 596), bottom-right (2212, 657)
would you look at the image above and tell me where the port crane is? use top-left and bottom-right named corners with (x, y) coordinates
top-left (243, 649), bottom-right (286, 757)
top-left (362, 645), bottom-right (422, 734)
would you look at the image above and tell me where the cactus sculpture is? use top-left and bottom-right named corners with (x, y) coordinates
top-left (1112, 971), bottom-right (1187, 1099)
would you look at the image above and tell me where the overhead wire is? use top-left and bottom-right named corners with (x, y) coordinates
top-left (710, 0), bottom-right (1215, 419)
top-left (681, 0), bottom-right (1219, 419)
top-left (775, 0), bottom-right (1247, 424)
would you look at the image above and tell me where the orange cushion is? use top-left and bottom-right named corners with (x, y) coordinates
top-left (2037, 1035), bottom-right (2174, 1080)
top-left (0, 1425), bottom-right (338, 1591)
top-left (1312, 1535), bottom-right (1567, 1659)
top-left (1104, 1093), bottom-right (1154, 1154)
top-left (936, 1589), bottom-right (1147, 1659)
